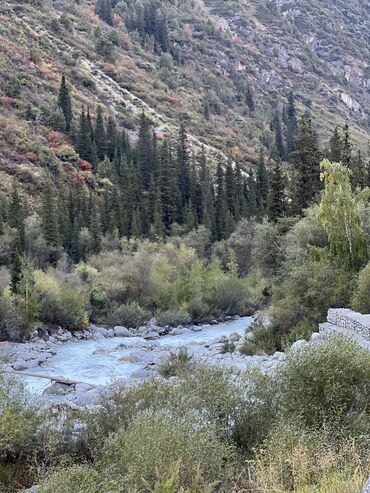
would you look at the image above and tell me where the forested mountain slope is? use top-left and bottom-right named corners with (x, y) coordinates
top-left (0, 0), bottom-right (369, 197)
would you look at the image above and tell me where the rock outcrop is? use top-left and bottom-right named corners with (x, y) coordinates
top-left (319, 309), bottom-right (370, 351)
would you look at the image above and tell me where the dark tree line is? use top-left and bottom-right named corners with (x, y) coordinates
top-left (2, 77), bottom-right (370, 272)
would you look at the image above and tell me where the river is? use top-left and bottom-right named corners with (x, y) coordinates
top-left (18, 317), bottom-right (254, 395)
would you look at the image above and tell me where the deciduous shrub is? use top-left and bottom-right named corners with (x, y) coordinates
top-left (352, 261), bottom-right (370, 314)
top-left (98, 413), bottom-right (234, 491)
top-left (105, 301), bottom-right (149, 328)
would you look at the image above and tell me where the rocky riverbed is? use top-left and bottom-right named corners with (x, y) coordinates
top-left (3, 310), bottom-right (357, 410)
top-left (0, 316), bottom-right (286, 408)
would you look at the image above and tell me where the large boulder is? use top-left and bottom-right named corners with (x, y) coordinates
top-left (114, 326), bottom-right (131, 337)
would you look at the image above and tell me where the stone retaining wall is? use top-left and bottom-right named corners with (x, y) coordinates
top-left (319, 309), bottom-right (370, 351)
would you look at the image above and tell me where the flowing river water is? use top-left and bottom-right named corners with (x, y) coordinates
top-left (18, 317), bottom-right (254, 395)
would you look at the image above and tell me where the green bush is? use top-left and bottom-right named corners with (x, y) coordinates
top-left (98, 413), bottom-right (234, 491)
top-left (277, 335), bottom-right (370, 429)
top-left (155, 307), bottom-right (191, 327)
top-left (39, 466), bottom-right (101, 493)
top-left (0, 374), bottom-right (42, 460)
top-left (248, 419), bottom-right (368, 493)
top-left (158, 348), bottom-right (193, 378)
top-left (106, 301), bottom-right (149, 328)
top-left (283, 318), bottom-right (318, 347)
top-left (239, 322), bottom-right (279, 355)
top-left (352, 261), bottom-right (370, 314)
top-left (204, 276), bottom-right (247, 316)
top-left (3, 77), bottom-right (22, 98)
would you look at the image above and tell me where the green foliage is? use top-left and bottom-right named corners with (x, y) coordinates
top-left (39, 466), bottom-right (101, 493)
top-left (319, 160), bottom-right (370, 271)
top-left (98, 412), bottom-right (233, 491)
top-left (283, 317), bottom-right (318, 346)
top-left (155, 307), bottom-right (191, 327)
top-left (158, 348), bottom-right (193, 378)
top-left (351, 261), bottom-right (370, 314)
top-left (239, 322), bottom-right (279, 355)
top-left (277, 336), bottom-right (370, 429)
top-left (2, 77), bottom-right (22, 98)
top-left (0, 374), bottom-right (41, 460)
top-left (106, 301), bottom-right (150, 328)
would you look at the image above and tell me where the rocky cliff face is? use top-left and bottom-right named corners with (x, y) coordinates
top-left (0, 0), bottom-right (369, 194)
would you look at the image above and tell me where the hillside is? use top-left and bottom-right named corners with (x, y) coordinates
top-left (0, 0), bottom-right (369, 196)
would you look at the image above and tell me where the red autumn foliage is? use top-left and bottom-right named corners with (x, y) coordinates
top-left (26, 151), bottom-right (38, 162)
top-left (163, 95), bottom-right (181, 106)
top-left (112, 13), bottom-right (123, 28)
top-left (48, 131), bottom-right (63, 145)
top-left (103, 63), bottom-right (117, 79)
top-left (1, 96), bottom-right (15, 109)
top-left (71, 171), bottom-right (86, 187)
top-left (80, 159), bottom-right (93, 171)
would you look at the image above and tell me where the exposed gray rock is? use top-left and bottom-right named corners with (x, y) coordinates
top-left (43, 382), bottom-right (72, 396)
top-left (12, 360), bottom-right (29, 371)
top-left (114, 326), bottom-right (131, 337)
top-left (169, 327), bottom-right (192, 336)
top-left (229, 332), bottom-right (241, 342)
top-left (143, 331), bottom-right (160, 340)
top-left (290, 340), bottom-right (309, 352)
top-left (362, 477), bottom-right (370, 493)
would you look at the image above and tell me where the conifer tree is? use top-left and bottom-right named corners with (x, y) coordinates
top-left (95, 105), bottom-right (106, 160)
top-left (352, 150), bottom-right (364, 189)
top-left (215, 163), bottom-right (229, 240)
top-left (89, 195), bottom-right (102, 253)
top-left (95, 0), bottom-right (112, 25)
top-left (268, 159), bottom-right (286, 222)
top-left (58, 75), bottom-right (73, 132)
top-left (290, 117), bottom-right (321, 215)
top-left (273, 110), bottom-right (285, 160)
top-left (41, 176), bottom-right (60, 254)
top-left (256, 149), bottom-right (269, 213)
top-left (77, 109), bottom-right (94, 164)
top-left (159, 140), bottom-right (179, 228)
top-left (341, 124), bottom-right (352, 168)
top-left (329, 127), bottom-right (342, 162)
top-left (246, 172), bottom-right (257, 217)
top-left (178, 122), bottom-right (191, 209)
top-left (137, 112), bottom-right (152, 189)
top-left (9, 179), bottom-right (25, 249)
top-left (106, 116), bottom-right (118, 161)
top-left (130, 209), bottom-right (142, 238)
top-left (153, 187), bottom-right (165, 238)
top-left (286, 91), bottom-right (298, 156)
top-left (225, 161), bottom-right (236, 218)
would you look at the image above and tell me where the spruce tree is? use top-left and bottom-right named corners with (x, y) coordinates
top-left (158, 140), bottom-right (179, 228)
top-left (286, 91), bottom-right (298, 156)
top-left (215, 163), bottom-right (229, 240)
top-left (153, 187), bottom-right (165, 238)
top-left (256, 149), bottom-right (269, 213)
top-left (225, 161), bottom-right (236, 218)
top-left (268, 159), bottom-right (286, 222)
top-left (177, 122), bottom-right (191, 209)
top-left (106, 116), bottom-right (118, 161)
top-left (95, 105), bottom-right (106, 160)
top-left (77, 109), bottom-right (94, 164)
top-left (341, 124), bottom-right (352, 168)
top-left (329, 127), bottom-right (342, 162)
top-left (290, 117), bottom-right (321, 215)
top-left (58, 75), bottom-right (73, 132)
top-left (273, 110), bottom-right (286, 160)
top-left (137, 112), bottom-right (152, 189)
top-left (9, 179), bottom-right (25, 249)
top-left (41, 176), bottom-right (60, 250)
